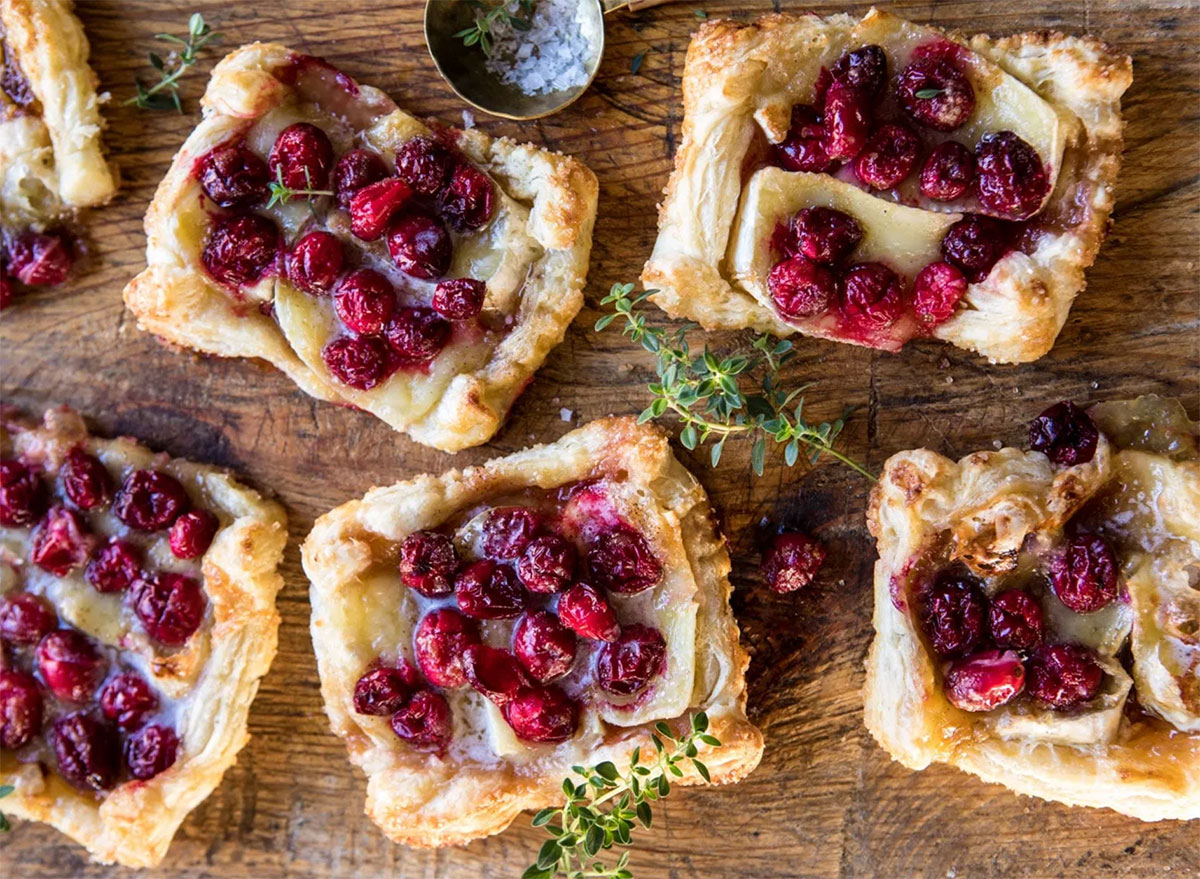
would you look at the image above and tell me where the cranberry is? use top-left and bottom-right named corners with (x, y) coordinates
top-left (51, 712), bottom-right (120, 790)
top-left (353, 665), bottom-right (417, 716)
top-left (334, 269), bottom-right (396, 335)
top-left (437, 163), bottom-right (495, 231)
top-left (114, 469), bottom-right (190, 531)
top-left (37, 629), bottom-right (106, 702)
top-left (762, 532), bottom-right (826, 594)
top-left (322, 335), bottom-right (394, 390)
top-left (349, 178), bottom-right (413, 242)
top-left (786, 207), bottom-right (862, 265)
top-left (941, 214), bottom-right (1009, 283)
top-left (386, 211), bottom-right (452, 280)
top-left (413, 608), bottom-right (481, 688)
top-left (0, 670), bottom-right (42, 749)
top-left (1028, 401), bottom-right (1100, 467)
top-left (516, 535), bottom-right (576, 594)
top-left (384, 308), bottom-right (449, 366)
top-left (596, 624), bottom-right (666, 696)
top-left (85, 539), bottom-right (142, 594)
top-left (841, 262), bottom-right (905, 328)
top-left (130, 571), bottom-right (207, 645)
top-left (395, 137), bottom-right (454, 196)
top-left (830, 45), bottom-right (887, 97)
top-left (1050, 534), bottom-right (1119, 613)
top-left (854, 123), bottom-right (920, 190)
top-left (768, 257), bottom-right (839, 319)
top-left (99, 672), bottom-right (158, 729)
top-left (198, 143), bottom-right (269, 209)
top-left (7, 232), bottom-right (72, 286)
top-left (0, 593), bottom-right (57, 645)
top-left (988, 589), bottom-right (1045, 649)
top-left (202, 214), bottom-right (279, 288)
top-left (587, 528), bottom-right (662, 595)
top-left (821, 84), bottom-right (871, 161)
top-left (975, 131), bottom-right (1049, 219)
top-left (125, 723), bottom-right (179, 779)
top-left (432, 278), bottom-right (486, 320)
top-left (897, 57), bottom-right (975, 131)
top-left (557, 583), bottom-right (620, 642)
top-left (920, 141), bottom-right (975, 201)
top-left (286, 230), bottom-right (344, 294)
top-left (169, 509), bottom-right (219, 559)
top-left (389, 689), bottom-right (452, 753)
top-left (31, 505), bottom-right (94, 576)
top-left (455, 560), bottom-right (527, 619)
top-left (59, 447), bottom-right (112, 511)
top-left (918, 569), bottom-right (986, 658)
top-left (399, 530), bottom-right (458, 597)
top-left (0, 458), bottom-right (44, 526)
top-left (912, 261), bottom-right (968, 328)
top-left (461, 645), bottom-right (529, 705)
top-left (1026, 644), bottom-right (1104, 709)
top-left (268, 122), bottom-right (334, 190)
top-left (482, 507), bottom-right (543, 560)
top-left (503, 685), bottom-right (579, 743)
top-left (773, 104), bottom-right (835, 173)
top-left (944, 649), bottom-right (1026, 712)
top-left (334, 149), bottom-right (389, 208)
top-left (512, 611), bottom-right (577, 683)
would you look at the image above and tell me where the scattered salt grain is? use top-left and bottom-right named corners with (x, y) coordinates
top-left (461, 109), bottom-right (476, 129)
top-left (560, 407), bottom-right (574, 422)
top-left (485, 0), bottom-right (597, 96)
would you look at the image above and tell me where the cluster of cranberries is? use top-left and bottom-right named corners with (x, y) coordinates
top-left (196, 122), bottom-right (496, 391)
top-left (352, 502), bottom-right (668, 753)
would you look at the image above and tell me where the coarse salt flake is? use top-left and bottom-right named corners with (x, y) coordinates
top-left (483, 0), bottom-right (596, 96)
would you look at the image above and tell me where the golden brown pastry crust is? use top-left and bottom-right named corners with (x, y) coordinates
top-left (303, 417), bottom-right (764, 847)
top-left (641, 7), bottom-right (1131, 364)
top-left (0, 407), bottom-right (287, 867)
top-left (122, 42), bottom-right (598, 453)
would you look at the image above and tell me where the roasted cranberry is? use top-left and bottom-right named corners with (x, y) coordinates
top-left (334, 269), bottom-right (396, 335)
top-left (822, 84), bottom-right (872, 161)
top-left (99, 672), bottom-right (158, 729)
top-left (455, 560), bottom-right (527, 619)
top-left (114, 469), bottom-right (190, 531)
top-left (830, 45), bottom-right (887, 97)
top-left (384, 308), bottom-right (450, 366)
top-left (334, 148), bottom-right (389, 208)
top-left (389, 689), bottom-right (452, 753)
top-left (51, 712), bottom-right (119, 790)
top-left (503, 685), bottom-right (579, 743)
top-left (432, 278), bottom-right (486, 320)
top-left (399, 530), bottom-right (458, 597)
top-left (413, 608), bottom-right (481, 688)
top-left (37, 629), bottom-right (106, 702)
top-left (587, 528), bottom-right (661, 595)
top-left (596, 624), bottom-right (666, 697)
top-left (1026, 644), bottom-right (1104, 709)
top-left (169, 509), bottom-right (219, 560)
top-left (975, 131), bottom-right (1049, 219)
top-left (557, 583), bottom-right (620, 642)
top-left (0, 593), bottom-right (56, 645)
top-left (0, 458), bottom-right (44, 526)
top-left (386, 211), bottom-right (452, 280)
top-left (31, 505), bottom-right (94, 576)
top-left (944, 649), bottom-right (1026, 712)
top-left (512, 611), bottom-right (577, 683)
top-left (897, 57), bottom-right (975, 131)
top-left (912, 261), bottom-right (968, 328)
top-left (1050, 534), bottom-right (1119, 613)
top-left (773, 105), bottom-right (835, 173)
top-left (286, 230), bottom-right (344, 294)
top-left (198, 143), bottom-right (269, 209)
top-left (125, 723), bottom-right (179, 779)
top-left (0, 670), bottom-right (42, 749)
top-left (481, 507), bottom-right (543, 560)
top-left (786, 207), bottom-right (862, 265)
top-left (462, 644), bottom-right (529, 706)
top-left (130, 571), bottom-right (207, 645)
top-left (762, 532), bottom-right (826, 594)
top-left (202, 214), bottom-right (279, 288)
top-left (1028, 401), bottom-right (1100, 467)
top-left (85, 539), bottom-right (142, 594)
top-left (395, 137), bottom-right (454, 196)
top-left (516, 535), bottom-right (576, 594)
top-left (918, 569), bottom-right (986, 658)
top-left (438, 163), bottom-right (495, 231)
top-left (268, 122), bottom-right (334, 190)
top-left (322, 335), bottom-right (394, 390)
top-left (841, 262), bottom-right (905, 328)
top-left (855, 123), bottom-right (920, 190)
top-left (941, 214), bottom-right (1009, 283)
top-left (353, 665), bottom-right (417, 716)
top-left (768, 257), bottom-right (838, 320)
top-left (349, 178), bottom-right (413, 241)
top-left (59, 447), bottom-right (112, 511)
top-left (920, 141), bottom-right (975, 201)
top-left (7, 232), bottom-right (72, 286)
top-left (988, 590), bottom-right (1044, 650)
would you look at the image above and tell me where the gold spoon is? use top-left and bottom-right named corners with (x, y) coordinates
top-left (424, 0), bottom-right (675, 120)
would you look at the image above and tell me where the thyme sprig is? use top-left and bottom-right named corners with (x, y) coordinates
top-left (126, 13), bottom-right (221, 112)
top-left (597, 283), bottom-right (874, 479)
top-left (455, 0), bottom-right (535, 56)
top-left (265, 167), bottom-right (333, 210)
top-left (523, 713), bottom-right (719, 879)
top-left (0, 783), bottom-right (13, 832)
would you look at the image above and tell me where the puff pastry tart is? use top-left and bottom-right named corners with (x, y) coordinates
top-left (303, 417), bottom-right (764, 846)
top-left (865, 396), bottom-right (1200, 820)
top-left (0, 0), bottom-right (117, 303)
top-left (123, 43), bottom-right (598, 452)
top-left (0, 407), bottom-right (287, 866)
top-left (642, 8), bottom-right (1131, 364)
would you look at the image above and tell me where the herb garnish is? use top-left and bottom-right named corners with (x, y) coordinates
top-left (265, 167), bottom-right (333, 211)
top-left (455, 0), bottom-right (535, 57)
top-left (596, 283), bottom-right (874, 479)
top-left (0, 783), bottom-right (13, 832)
top-left (914, 87), bottom-right (946, 100)
top-left (630, 51), bottom-right (646, 74)
top-left (126, 13), bottom-right (221, 112)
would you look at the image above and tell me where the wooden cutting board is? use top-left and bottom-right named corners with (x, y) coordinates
top-left (2, 1), bottom-right (1197, 876)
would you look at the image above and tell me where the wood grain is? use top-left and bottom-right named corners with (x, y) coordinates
top-left (2, 1), bottom-right (1198, 877)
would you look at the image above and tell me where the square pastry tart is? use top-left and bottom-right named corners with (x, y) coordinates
top-left (1, 0), bottom-right (117, 301)
top-left (0, 406), bottom-right (287, 866)
top-left (123, 43), bottom-right (598, 452)
top-left (642, 8), bottom-right (1132, 363)
top-left (865, 396), bottom-right (1199, 820)
top-left (303, 417), bottom-right (764, 846)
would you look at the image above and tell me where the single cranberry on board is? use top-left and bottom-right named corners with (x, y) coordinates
top-left (413, 608), bottom-right (481, 688)
top-left (7, 232), bottom-right (73, 286)
top-left (0, 458), bottom-right (45, 526)
top-left (1025, 643), bottom-right (1105, 709)
top-left (399, 530), bottom-right (458, 597)
top-left (1028, 401), bottom-right (1100, 466)
top-left (944, 649), bottom-right (1026, 712)
top-left (762, 532), bottom-right (827, 594)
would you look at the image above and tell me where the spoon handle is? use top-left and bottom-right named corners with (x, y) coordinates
top-left (601, 0), bottom-right (678, 12)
